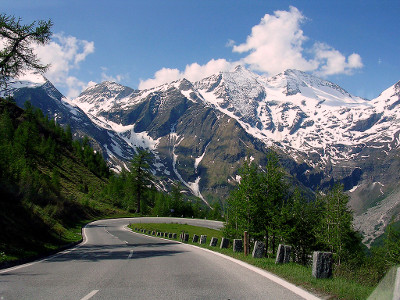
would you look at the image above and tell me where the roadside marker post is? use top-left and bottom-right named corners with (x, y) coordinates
top-left (244, 231), bottom-right (249, 256)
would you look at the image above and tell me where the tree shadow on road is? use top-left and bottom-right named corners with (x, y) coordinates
top-left (43, 242), bottom-right (187, 263)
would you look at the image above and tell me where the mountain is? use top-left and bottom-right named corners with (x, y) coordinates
top-left (2, 75), bottom-right (136, 170)
top-left (6, 67), bottom-right (400, 246)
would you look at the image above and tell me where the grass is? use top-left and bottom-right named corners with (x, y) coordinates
top-left (129, 222), bottom-right (376, 300)
top-left (129, 222), bottom-right (223, 240)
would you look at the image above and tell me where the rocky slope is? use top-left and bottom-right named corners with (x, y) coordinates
top-left (6, 67), bottom-right (400, 246)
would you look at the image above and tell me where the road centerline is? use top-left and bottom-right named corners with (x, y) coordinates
top-left (80, 289), bottom-right (99, 300)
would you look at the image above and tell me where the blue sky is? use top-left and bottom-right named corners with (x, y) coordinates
top-left (2, 0), bottom-right (399, 99)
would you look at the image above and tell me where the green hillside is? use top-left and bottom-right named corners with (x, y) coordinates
top-left (0, 97), bottom-right (128, 264)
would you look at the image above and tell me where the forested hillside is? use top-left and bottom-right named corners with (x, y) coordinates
top-left (0, 97), bottom-right (120, 263)
top-left (0, 97), bottom-right (218, 264)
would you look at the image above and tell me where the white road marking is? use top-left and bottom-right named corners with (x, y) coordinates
top-left (0, 225), bottom-right (89, 274)
top-left (126, 226), bottom-right (321, 300)
top-left (128, 250), bottom-right (133, 259)
top-left (80, 289), bottom-right (99, 300)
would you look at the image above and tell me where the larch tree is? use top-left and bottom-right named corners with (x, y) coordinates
top-left (129, 148), bottom-right (154, 214)
top-left (224, 151), bottom-right (286, 257)
top-left (0, 14), bottom-right (53, 91)
top-left (317, 184), bottom-right (359, 266)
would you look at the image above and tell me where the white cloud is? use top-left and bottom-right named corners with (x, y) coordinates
top-left (140, 6), bottom-right (363, 89)
top-left (139, 59), bottom-right (233, 90)
top-left (313, 43), bottom-right (363, 76)
top-left (233, 6), bottom-right (317, 74)
top-left (33, 33), bottom-right (95, 98)
top-left (233, 6), bottom-right (362, 77)
top-left (100, 68), bottom-right (127, 83)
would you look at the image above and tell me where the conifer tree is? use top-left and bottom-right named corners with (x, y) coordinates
top-left (129, 148), bottom-right (154, 213)
top-left (224, 151), bottom-right (286, 257)
top-left (383, 220), bottom-right (400, 266)
top-left (0, 14), bottom-right (53, 90)
top-left (317, 184), bottom-right (359, 266)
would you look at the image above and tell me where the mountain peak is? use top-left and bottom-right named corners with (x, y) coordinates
top-left (233, 64), bottom-right (245, 72)
top-left (80, 81), bottom-right (135, 97)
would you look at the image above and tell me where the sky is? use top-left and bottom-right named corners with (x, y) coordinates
top-left (2, 0), bottom-right (399, 100)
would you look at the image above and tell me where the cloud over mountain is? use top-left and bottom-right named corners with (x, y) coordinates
top-left (139, 6), bottom-right (363, 90)
top-left (33, 33), bottom-right (95, 99)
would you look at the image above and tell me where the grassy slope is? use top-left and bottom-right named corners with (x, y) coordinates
top-left (129, 223), bottom-right (375, 300)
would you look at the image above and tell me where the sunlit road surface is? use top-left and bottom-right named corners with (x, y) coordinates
top-left (0, 217), bottom-right (320, 300)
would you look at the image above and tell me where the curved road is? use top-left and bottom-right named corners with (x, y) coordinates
top-left (0, 217), bottom-right (320, 300)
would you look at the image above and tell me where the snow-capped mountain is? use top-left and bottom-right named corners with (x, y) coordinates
top-left (72, 66), bottom-right (400, 246)
top-left (3, 74), bottom-right (136, 169)
top-left (6, 67), bottom-right (400, 246)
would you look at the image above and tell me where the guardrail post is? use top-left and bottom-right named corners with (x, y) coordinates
top-left (220, 237), bottom-right (229, 249)
top-left (252, 241), bottom-right (265, 258)
top-left (210, 237), bottom-right (218, 247)
top-left (233, 239), bottom-right (243, 252)
top-left (312, 251), bottom-right (333, 278)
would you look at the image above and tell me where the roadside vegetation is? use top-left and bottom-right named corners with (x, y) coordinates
top-left (0, 14), bottom-right (215, 266)
top-left (222, 152), bottom-right (400, 298)
top-left (1, 13), bottom-right (399, 300)
top-left (129, 222), bottom-right (374, 300)
top-left (0, 97), bottom-right (128, 264)
top-left (0, 97), bottom-right (217, 265)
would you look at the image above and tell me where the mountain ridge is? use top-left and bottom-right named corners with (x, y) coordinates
top-left (6, 67), bottom-right (400, 246)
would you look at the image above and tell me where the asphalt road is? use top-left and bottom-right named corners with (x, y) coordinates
top-left (0, 217), bottom-right (320, 300)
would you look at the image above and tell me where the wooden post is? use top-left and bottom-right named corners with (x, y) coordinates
top-left (244, 231), bottom-right (249, 256)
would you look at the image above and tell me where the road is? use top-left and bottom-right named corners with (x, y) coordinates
top-left (0, 217), bottom-right (320, 300)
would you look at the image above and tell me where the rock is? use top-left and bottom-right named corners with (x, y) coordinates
top-left (312, 251), bottom-right (333, 278)
top-left (200, 235), bottom-right (207, 244)
top-left (220, 237), bottom-right (229, 249)
top-left (192, 234), bottom-right (199, 243)
top-left (252, 241), bottom-right (265, 258)
top-left (233, 239), bottom-right (243, 252)
top-left (210, 237), bottom-right (218, 247)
